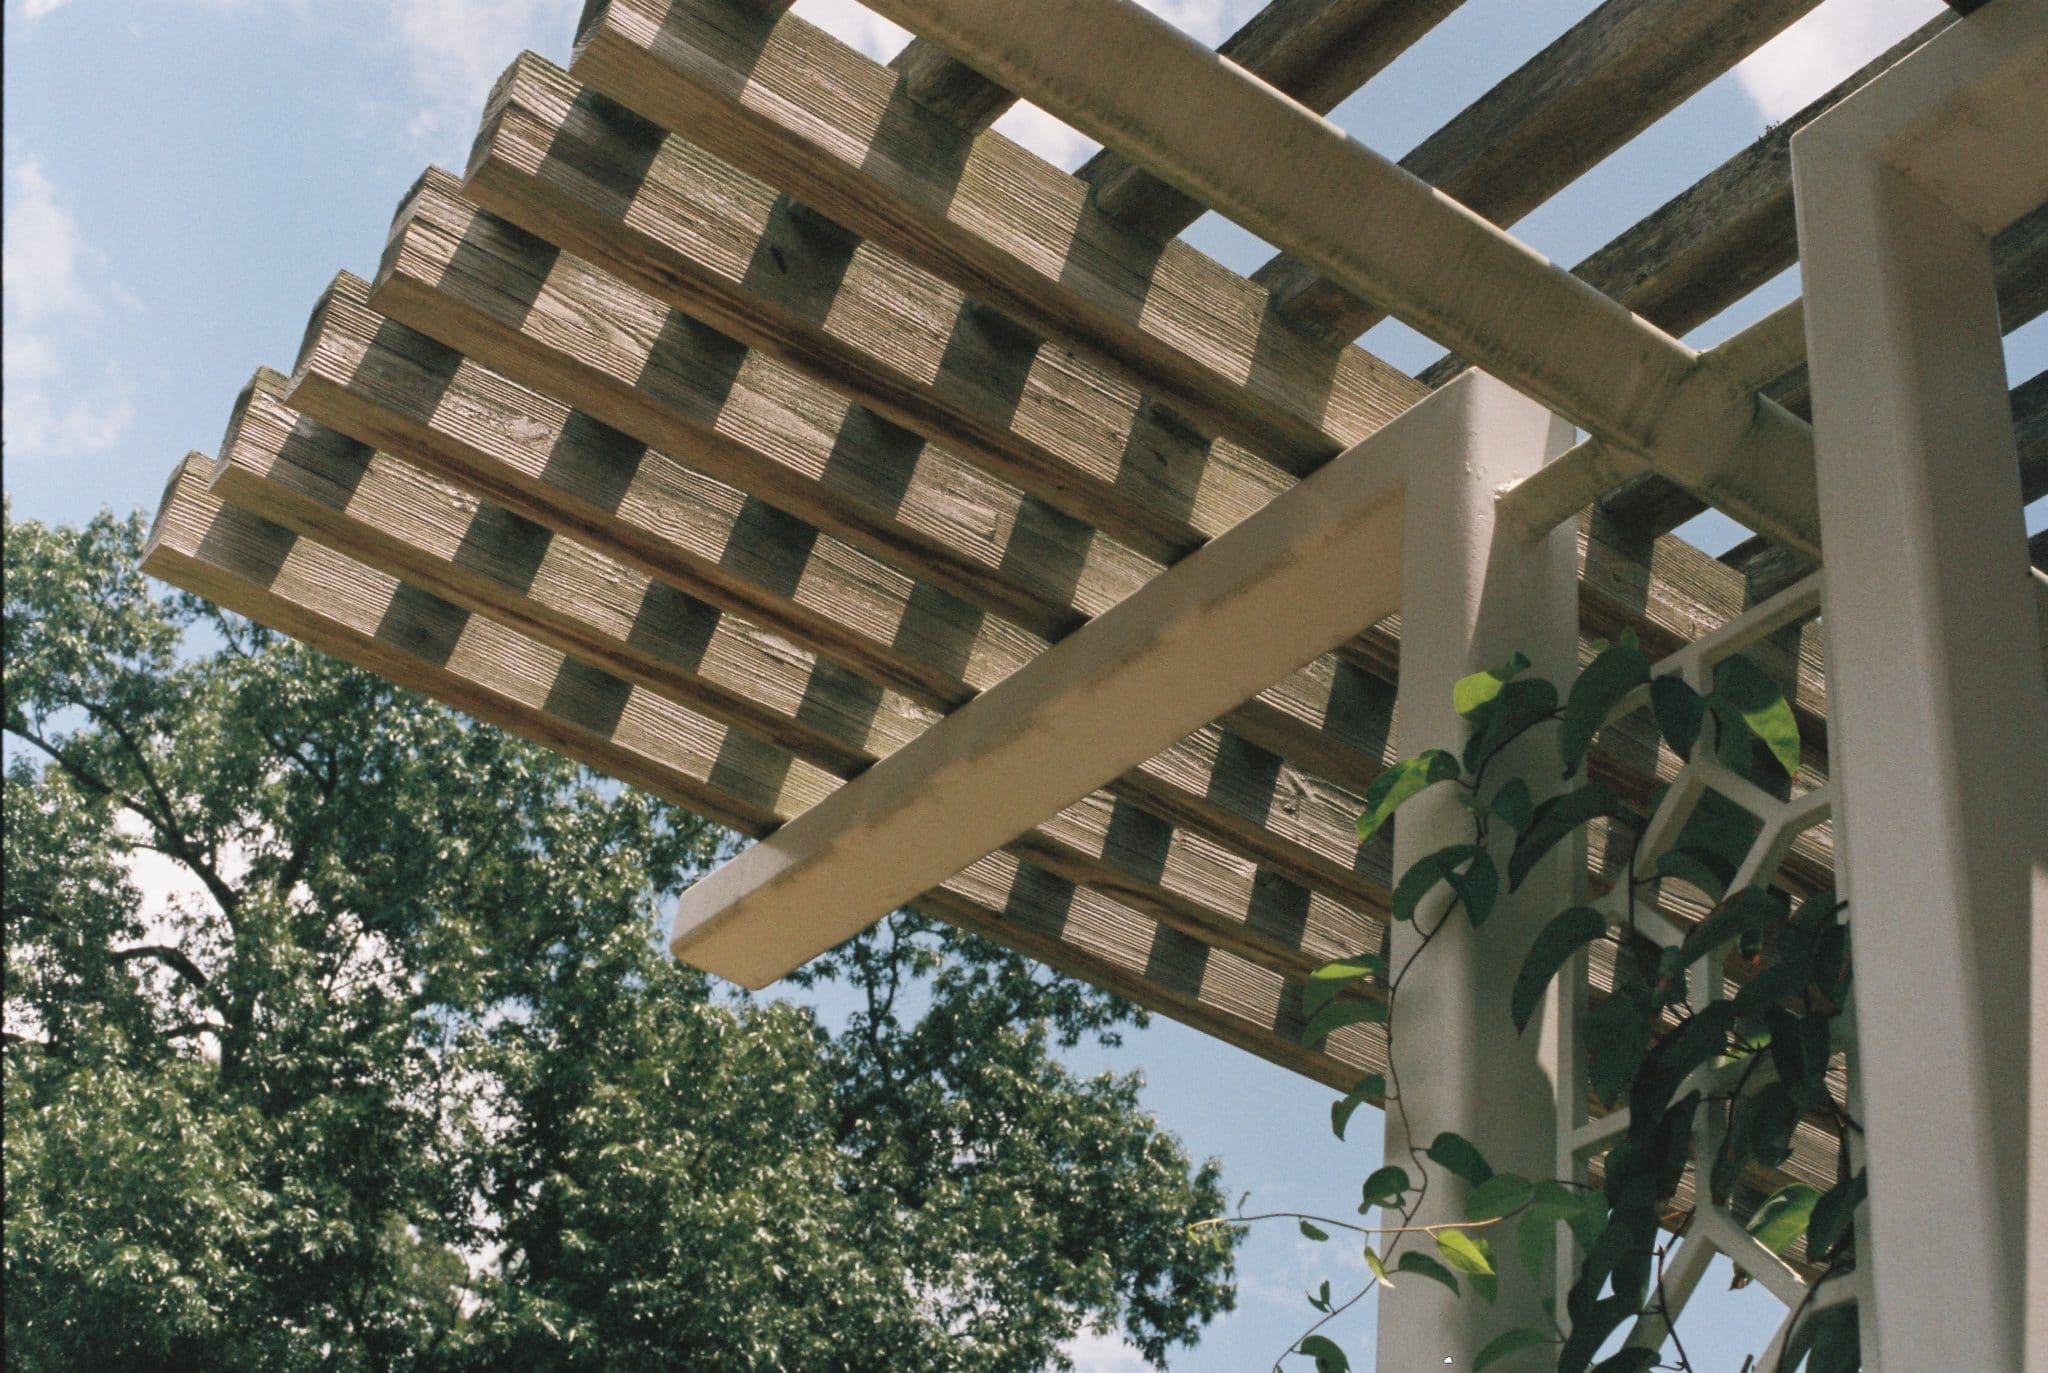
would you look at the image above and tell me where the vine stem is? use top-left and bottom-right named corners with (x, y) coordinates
top-left (1192, 1209), bottom-right (1518, 1238)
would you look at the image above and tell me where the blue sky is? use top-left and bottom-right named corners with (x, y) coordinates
top-left (5, 0), bottom-right (2039, 1367)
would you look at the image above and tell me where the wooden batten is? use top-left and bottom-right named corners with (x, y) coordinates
top-left (463, 52), bottom-right (1295, 564)
top-left (569, 0), bottom-right (1425, 473)
top-left (372, 168), bottom-right (1154, 642)
top-left (143, 452), bottom-right (1389, 1087)
top-left (1254, 0), bottom-right (1826, 342)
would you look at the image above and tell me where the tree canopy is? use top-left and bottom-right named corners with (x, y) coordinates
top-left (2, 505), bottom-right (1238, 1371)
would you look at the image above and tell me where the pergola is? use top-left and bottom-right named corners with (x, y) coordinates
top-left (141, 0), bottom-right (2046, 1366)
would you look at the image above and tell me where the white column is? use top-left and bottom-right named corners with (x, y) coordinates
top-left (1375, 372), bottom-right (1578, 1370)
top-left (1793, 7), bottom-right (2048, 1363)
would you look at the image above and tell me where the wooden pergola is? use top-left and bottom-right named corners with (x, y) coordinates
top-left (142, 0), bottom-right (2047, 1365)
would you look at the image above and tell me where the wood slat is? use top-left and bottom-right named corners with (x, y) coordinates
top-left (288, 273), bottom-right (1406, 924)
top-left (216, 369), bottom-right (1389, 984)
top-left (885, 38), bottom-right (1013, 131)
top-left (376, 167), bottom-right (1154, 643)
top-left (143, 452), bottom-right (1388, 1087)
top-left (569, 0), bottom-right (1425, 473)
top-left (464, 52), bottom-right (1295, 565)
top-left (1251, 0), bottom-right (1824, 343)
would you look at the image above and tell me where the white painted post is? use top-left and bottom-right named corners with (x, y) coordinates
top-left (1792, 6), bottom-right (2048, 1366)
top-left (1374, 372), bottom-right (1578, 1370)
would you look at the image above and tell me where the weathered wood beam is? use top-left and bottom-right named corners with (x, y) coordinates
top-left (289, 274), bottom-right (1407, 921)
top-left (375, 168), bottom-right (1156, 643)
top-left (885, 39), bottom-right (1013, 132)
top-left (144, 453), bottom-right (1387, 1086)
top-left (838, 0), bottom-right (1821, 553)
top-left (569, 0), bottom-right (1425, 475)
top-left (1078, 0), bottom-right (1467, 240)
top-left (464, 53), bottom-right (1295, 565)
top-left (1255, 0), bottom-right (1825, 345)
top-left (212, 369), bottom-right (1386, 985)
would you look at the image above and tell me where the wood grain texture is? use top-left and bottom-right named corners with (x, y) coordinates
top-left (1251, 0), bottom-right (1824, 343)
top-left (464, 53), bottom-right (1295, 564)
top-left (216, 368), bottom-right (1393, 983)
top-left (569, 0), bottom-right (1425, 473)
top-left (144, 453), bottom-right (1389, 1087)
top-left (1078, 0), bottom-right (1466, 240)
top-left (885, 38), bottom-right (1013, 131)
top-left (375, 168), bottom-right (1155, 643)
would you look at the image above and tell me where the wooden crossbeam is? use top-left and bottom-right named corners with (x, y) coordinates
top-left (375, 168), bottom-right (1157, 643)
top-left (575, 0), bottom-right (1821, 554)
top-left (288, 274), bottom-right (1407, 922)
top-left (464, 53), bottom-right (1296, 565)
top-left (569, 0), bottom-right (1423, 474)
top-left (1252, 0), bottom-right (1825, 343)
top-left (143, 453), bottom-right (1389, 1087)
top-left (213, 368), bottom-right (1386, 985)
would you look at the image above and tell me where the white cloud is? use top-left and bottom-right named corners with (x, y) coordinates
top-left (1733, 0), bottom-right (1945, 124)
top-left (1, 157), bottom-right (137, 457)
top-left (20, 0), bottom-right (78, 18)
top-left (367, 0), bottom-right (586, 159)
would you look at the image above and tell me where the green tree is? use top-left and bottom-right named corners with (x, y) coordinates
top-left (3, 505), bottom-right (1237, 1371)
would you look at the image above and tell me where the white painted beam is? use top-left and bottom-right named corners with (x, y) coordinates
top-left (1792, 3), bottom-right (2048, 1367)
top-left (670, 374), bottom-right (1535, 987)
top-left (857, 0), bottom-right (1820, 555)
top-left (1376, 379), bottom-right (1576, 1368)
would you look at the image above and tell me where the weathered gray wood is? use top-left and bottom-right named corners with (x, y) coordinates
top-left (215, 368), bottom-right (1392, 982)
top-left (569, 0), bottom-right (1425, 474)
top-left (886, 39), bottom-right (1012, 131)
top-left (144, 453), bottom-right (1388, 1086)
top-left (1078, 0), bottom-right (1465, 240)
top-left (1598, 204), bottom-right (2048, 534)
top-left (464, 53), bottom-right (1294, 564)
top-left (376, 168), bottom-right (1159, 642)
top-left (1251, 0), bottom-right (1824, 343)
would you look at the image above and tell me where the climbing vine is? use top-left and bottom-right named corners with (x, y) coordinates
top-left (1213, 636), bottom-right (1864, 1373)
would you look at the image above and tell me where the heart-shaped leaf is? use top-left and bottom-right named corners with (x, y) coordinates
top-left (1357, 750), bottom-right (1461, 845)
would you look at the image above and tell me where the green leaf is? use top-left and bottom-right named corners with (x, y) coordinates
top-left (1300, 993), bottom-right (1386, 1046)
top-left (1392, 844), bottom-right (1481, 922)
top-left (1508, 783), bottom-right (1622, 890)
top-left (1462, 676), bottom-right (1559, 774)
top-left (1474, 1327), bottom-right (1550, 1372)
top-left (1464, 1173), bottom-right (1533, 1223)
top-left (1746, 1182), bottom-right (1819, 1255)
top-left (1359, 1165), bottom-right (1411, 1212)
top-left (1649, 674), bottom-right (1706, 758)
top-left (1466, 1270), bottom-right (1498, 1305)
top-left (1488, 777), bottom-right (1534, 832)
top-left (1364, 1245), bottom-right (1392, 1287)
top-left (1713, 655), bottom-right (1802, 779)
top-left (1435, 1228), bottom-right (1494, 1275)
top-left (1330, 1074), bottom-right (1386, 1141)
top-left (1807, 1171), bottom-right (1866, 1259)
top-left (1512, 906), bottom-right (1606, 1032)
top-left (1308, 1278), bottom-right (1332, 1312)
top-left (1297, 1333), bottom-right (1351, 1373)
top-left (1394, 1250), bottom-right (1458, 1295)
top-left (1299, 1219), bottom-right (1330, 1242)
top-left (1302, 956), bottom-right (1386, 1020)
top-left (1560, 638), bottom-right (1649, 776)
top-left (1356, 750), bottom-right (1461, 845)
top-left (1633, 1001), bottom-right (1736, 1118)
top-left (1679, 886), bottom-right (1786, 965)
top-left (1454, 651), bottom-right (1530, 717)
top-left (1449, 849), bottom-right (1500, 929)
top-left (1427, 1132), bottom-right (1493, 1187)
top-left (1783, 1303), bottom-right (1859, 1373)
top-left (1585, 990), bottom-right (1651, 1107)
top-left (1516, 1210), bottom-right (1557, 1280)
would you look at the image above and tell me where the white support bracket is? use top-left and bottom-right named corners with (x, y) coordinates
top-left (669, 372), bottom-right (1552, 987)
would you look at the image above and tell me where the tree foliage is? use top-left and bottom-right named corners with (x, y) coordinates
top-left (2, 506), bottom-right (1237, 1371)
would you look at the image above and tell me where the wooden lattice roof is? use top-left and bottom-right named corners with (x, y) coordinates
top-left (143, 0), bottom-right (2047, 1211)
